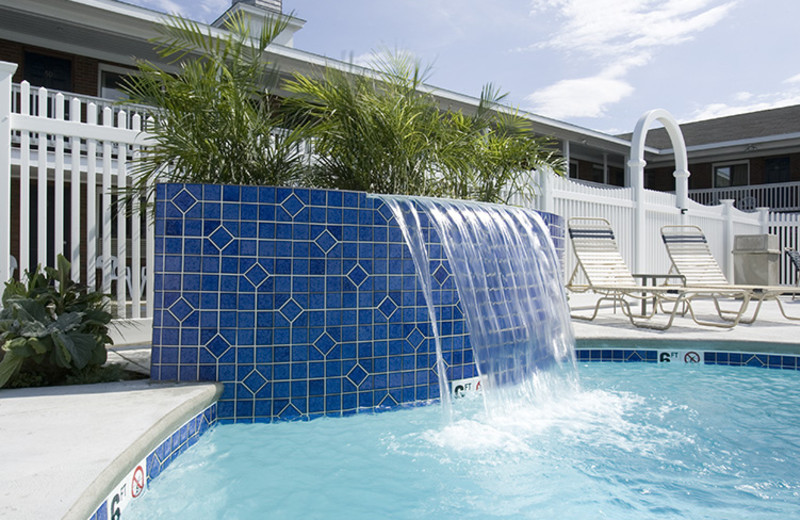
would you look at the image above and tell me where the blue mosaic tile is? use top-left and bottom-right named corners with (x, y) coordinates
top-left (151, 184), bottom-right (565, 422)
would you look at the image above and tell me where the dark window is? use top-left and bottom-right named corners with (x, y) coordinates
top-left (765, 157), bottom-right (791, 184)
top-left (714, 162), bottom-right (748, 187)
top-left (589, 164), bottom-right (605, 183)
top-left (23, 51), bottom-right (72, 91)
top-left (568, 161), bottom-right (579, 179)
top-left (100, 69), bottom-right (134, 101)
top-left (607, 166), bottom-right (624, 186)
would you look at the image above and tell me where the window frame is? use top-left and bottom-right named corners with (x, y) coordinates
top-left (97, 63), bottom-right (138, 101)
top-left (712, 160), bottom-right (750, 188)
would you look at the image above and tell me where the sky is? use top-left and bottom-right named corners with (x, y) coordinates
top-left (123, 0), bottom-right (800, 135)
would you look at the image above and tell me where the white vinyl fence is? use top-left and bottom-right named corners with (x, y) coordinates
top-left (1, 63), bottom-right (154, 320)
top-left (517, 174), bottom-right (766, 286)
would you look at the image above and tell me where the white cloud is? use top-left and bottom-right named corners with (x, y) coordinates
top-left (529, 0), bottom-right (736, 56)
top-left (133, 0), bottom-right (228, 22)
top-left (525, 70), bottom-right (634, 118)
top-left (523, 0), bottom-right (736, 119)
top-left (784, 73), bottom-right (800, 84)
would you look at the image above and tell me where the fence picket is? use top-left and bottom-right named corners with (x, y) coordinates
top-left (70, 96), bottom-right (81, 282)
top-left (37, 87), bottom-right (47, 269)
top-left (54, 92), bottom-right (65, 261)
top-left (19, 81), bottom-right (30, 277)
top-left (116, 110), bottom-right (128, 317)
top-left (101, 107), bottom-right (113, 297)
top-left (86, 103), bottom-right (98, 291)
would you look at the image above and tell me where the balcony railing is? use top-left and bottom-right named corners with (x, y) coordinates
top-left (689, 182), bottom-right (800, 212)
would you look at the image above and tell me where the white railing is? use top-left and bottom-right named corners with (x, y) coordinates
top-left (689, 182), bottom-right (800, 212)
top-left (1, 65), bottom-right (154, 320)
top-left (11, 83), bottom-right (150, 130)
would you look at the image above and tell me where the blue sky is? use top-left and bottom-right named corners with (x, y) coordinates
top-left (124, 0), bottom-right (800, 135)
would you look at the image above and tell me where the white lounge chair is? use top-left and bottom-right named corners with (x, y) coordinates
top-left (661, 225), bottom-right (800, 324)
top-left (567, 217), bottom-right (750, 330)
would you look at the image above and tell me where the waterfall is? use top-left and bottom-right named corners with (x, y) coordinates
top-left (381, 195), bottom-right (575, 401)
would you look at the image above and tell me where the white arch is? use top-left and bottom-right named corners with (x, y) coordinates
top-left (626, 109), bottom-right (689, 272)
top-left (628, 108), bottom-right (690, 210)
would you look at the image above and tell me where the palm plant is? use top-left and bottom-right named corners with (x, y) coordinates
top-left (285, 52), bottom-right (452, 196)
top-left (444, 84), bottom-right (567, 204)
top-left (284, 51), bottom-right (564, 202)
top-left (121, 11), bottom-right (307, 197)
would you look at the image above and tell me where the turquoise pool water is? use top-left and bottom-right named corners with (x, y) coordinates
top-left (126, 363), bottom-right (800, 519)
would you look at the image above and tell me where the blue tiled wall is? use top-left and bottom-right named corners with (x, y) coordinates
top-left (150, 184), bottom-right (564, 423)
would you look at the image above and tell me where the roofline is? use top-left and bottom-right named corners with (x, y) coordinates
top-left (3, 0), bottom-right (646, 153)
top-left (652, 132), bottom-right (800, 156)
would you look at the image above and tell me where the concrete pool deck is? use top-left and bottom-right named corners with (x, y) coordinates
top-left (2, 294), bottom-right (799, 519)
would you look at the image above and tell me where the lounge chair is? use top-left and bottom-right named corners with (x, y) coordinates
top-left (566, 217), bottom-right (749, 330)
top-left (661, 225), bottom-right (800, 323)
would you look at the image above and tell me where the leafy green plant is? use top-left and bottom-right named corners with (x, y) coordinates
top-left (121, 11), bottom-right (308, 199)
top-left (284, 51), bottom-right (565, 202)
top-left (0, 255), bottom-right (113, 388)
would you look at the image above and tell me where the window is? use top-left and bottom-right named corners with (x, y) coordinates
top-left (568, 161), bottom-right (579, 179)
top-left (98, 64), bottom-right (137, 101)
top-left (713, 162), bottom-right (749, 187)
top-left (23, 51), bottom-right (72, 91)
top-left (765, 157), bottom-right (791, 184)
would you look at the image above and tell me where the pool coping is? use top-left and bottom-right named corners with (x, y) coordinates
top-left (71, 382), bottom-right (223, 520)
top-left (0, 380), bottom-right (221, 520)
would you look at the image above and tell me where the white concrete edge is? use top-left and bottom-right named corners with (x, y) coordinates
top-left (63, 381), bottom-right (224, 520)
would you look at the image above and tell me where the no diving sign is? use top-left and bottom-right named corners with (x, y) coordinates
top-left (100, 458), bottom-right (147, 520)
top-left (131, 465), bottom-right (145, 498)
top-left (658, 350), bottom-right (703, 364)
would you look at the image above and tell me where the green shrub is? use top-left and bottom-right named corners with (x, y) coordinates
top-left (0, 255), bottom-right (113, 388)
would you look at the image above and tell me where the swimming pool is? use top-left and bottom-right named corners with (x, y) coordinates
top-left (123, 362), bottom-right (800, 519)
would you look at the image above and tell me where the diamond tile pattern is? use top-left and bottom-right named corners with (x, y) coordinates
top-left (244, 263), bottom-right (270, 287)
top-left (151, 184), bottom-right (565, 423)
top-left (314, 229), bottom-right (337, 253)
top-left (346, 264), bottom-right (369, 287)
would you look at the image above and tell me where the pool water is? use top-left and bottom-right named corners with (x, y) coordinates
top-left (125, 363), bottom-right (800, 519)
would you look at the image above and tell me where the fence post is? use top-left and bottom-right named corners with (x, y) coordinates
top-left (721, 199), bottom-right (735, 282)
top-left (0, 61), bottom-right (18, 284)
top-left (756, 207), bottom-right (770, 235)
top-left (539, 165), bottom-right (554, 214)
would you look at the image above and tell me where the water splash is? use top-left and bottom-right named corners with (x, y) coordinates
top-left (379, 195), bottom-right (575, 405)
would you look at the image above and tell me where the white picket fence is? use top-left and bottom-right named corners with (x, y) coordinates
top-left (1, 63), bottom-right (154, 320)
top-left (2, 59), bottom-right (800, 328)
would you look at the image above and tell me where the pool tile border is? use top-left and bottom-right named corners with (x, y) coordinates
top-left (575, 348), bottom-right (800, 369)
top-left (87, 403), bottom-right (218, 520)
